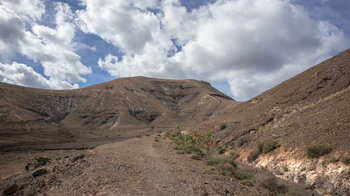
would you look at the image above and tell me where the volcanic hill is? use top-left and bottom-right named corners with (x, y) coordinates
top-left (0, 77), bottom-right (233, 151)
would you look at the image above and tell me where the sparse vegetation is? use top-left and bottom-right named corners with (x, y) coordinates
top-left (204, 130), bottom-right (212, 151)
top-left (247, 139), bottom-right (280, 163)
top-left (206, 155), bottom-right (237, 167)
top-left (168, 126), bottom-right (204, 156)
top-left (235, 135), bottom-right (250, 147)
top-left (261, 139), bottom-right (281, 154)
top-left (305, 143), bottom-right (332, 158)
top-left (247, 147), bottom-right (262, 163)
top-left (169, 126), bottom-right (241, 176)
top-left (341, 153), bottom-right (350, 165)
top-left (254, 171), bottom-right (288, 194)
top-left (168, 128), bottom-right (310, 195)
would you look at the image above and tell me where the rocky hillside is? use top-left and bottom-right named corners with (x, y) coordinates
top-left (206, 48), bottom-right (350, 151)
top-left (0, 77), bottom-right (233, 151)
top-left (204, 48), bottom-right (350, 195)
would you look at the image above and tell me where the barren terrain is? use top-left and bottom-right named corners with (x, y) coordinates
top-left (0, 49), bottom-right (349, 195)
top-left (1, 134), bottom-right (320, 196)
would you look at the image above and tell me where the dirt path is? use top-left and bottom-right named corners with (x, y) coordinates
top-left (1, 135), bottom-right (265, 195)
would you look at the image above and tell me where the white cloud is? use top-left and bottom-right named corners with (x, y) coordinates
top-left (0, 6), bottom-right (26, 52)
top-left (77, 0), bottom-right (162, 54)
top-left (1, 0), bottom-right (347, 99)
top-left (0, 62), bottom-right (78, 89)
top-left (0, 2), bottom-right (91, 88)
top-left (91, 0), bottom-right (348, 100)
top-left (0, 0), bottom-right (45, 22)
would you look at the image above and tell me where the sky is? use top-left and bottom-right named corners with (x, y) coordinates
top-left (0, 0), bottom-right (349, 100)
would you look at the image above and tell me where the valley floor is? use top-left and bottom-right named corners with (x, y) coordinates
top-left (1, 134), bottom-right (266, 195)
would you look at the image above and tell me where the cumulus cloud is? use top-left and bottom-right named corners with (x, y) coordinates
top-left (0, 62), bottom-right (78, 89)
top-left (1, 0), bottom-right (348, 99)
top-left (0, 6), bottom-right (26, 52)
top-left (0, 0), bottom-right (45, 22)
top-left (26, 2), bottom-right (91, 83)
top-left (76, 0), bottom-right (162, 54)
top-left (88, 0), bottom-right (348, 100)
top-left (0, 1), bottom-right (91, 88)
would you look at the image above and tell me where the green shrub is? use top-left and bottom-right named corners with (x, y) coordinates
top-left (220, 123), bottom-right (227, 130)
top-left (179, 142), bottom-right (203, 155)
top-left (247, 148), bottom-right (262, 163)
top-left (305, 143), bottom-right (332, 158)
top-left (168, 127), bottom-right (206, 156)
top-left (184, 134), bottom-right (196, 143)
top-left (204, 130), bottom-right (212, 150)
top-left (207, 157), bottom-right (228, 166)
top-left (206, 156), bottom-right (237, 168)
top-left (261, 139), bottom-right (280, 154)
top-left (247, 139), bottom-right (280, 163)
top-left (341, 153), bottom-right (350, 165)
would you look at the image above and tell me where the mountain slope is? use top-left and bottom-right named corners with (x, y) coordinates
top-left (207, 48), bottom-right (350, 152)
top-left (202, 49), bottom-right (350, 195)
top-left (0, 77), bottom-right (233, 151)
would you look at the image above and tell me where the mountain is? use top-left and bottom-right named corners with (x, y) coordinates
top-left (0, 77), bottom-right (233, 151)
top-left (201, 48), bottom-right (350, 195)
top-left (205, 48), bottom-right (350, 152)
top-left (1, 48), bottom-right (349, 154)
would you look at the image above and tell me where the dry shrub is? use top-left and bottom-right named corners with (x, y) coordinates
top-left (305, 143), bottom-right (332, 158)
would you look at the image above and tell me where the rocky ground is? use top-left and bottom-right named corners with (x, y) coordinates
top-left (0, 134), bottom-right (320, 196)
